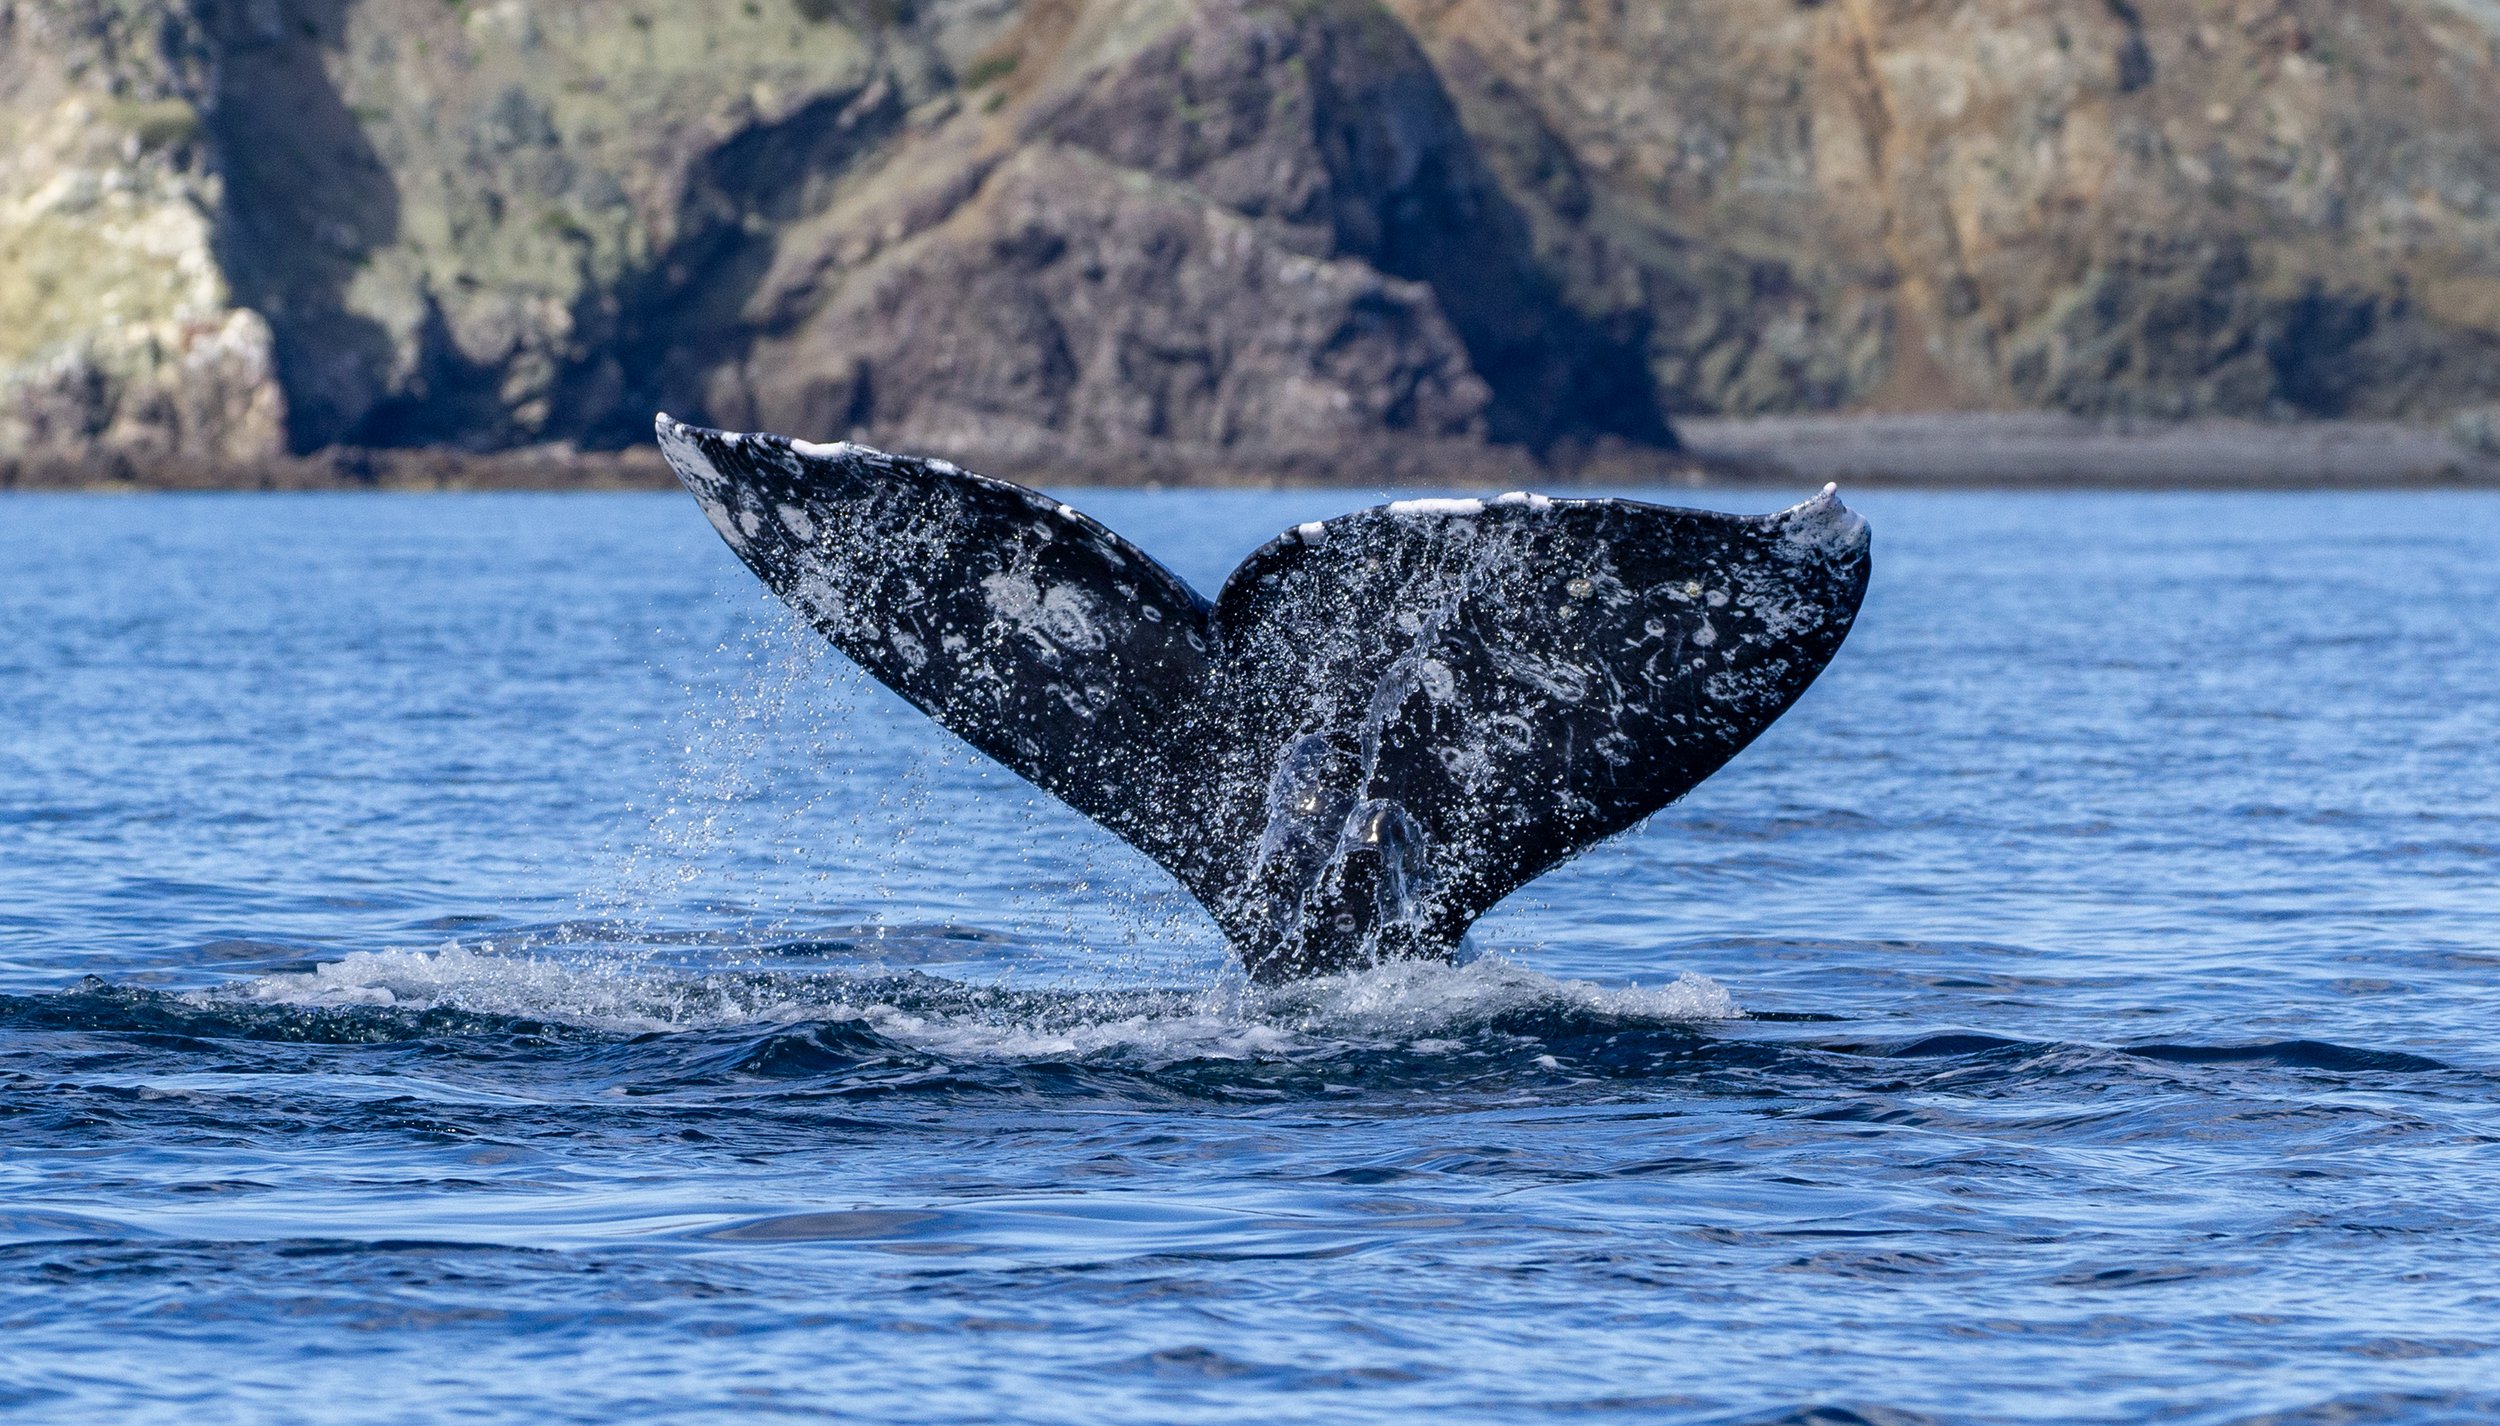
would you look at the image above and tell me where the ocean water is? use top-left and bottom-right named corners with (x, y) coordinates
top-left (1, 486), bottom-right (2495, 1424)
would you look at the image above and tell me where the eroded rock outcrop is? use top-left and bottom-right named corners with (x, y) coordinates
top-left (707, 0), bottom-right (1659, 477)
top-left (720, 144), bottom-right (1500, 474)
top-left (0, 0), bottom-right (285, 474)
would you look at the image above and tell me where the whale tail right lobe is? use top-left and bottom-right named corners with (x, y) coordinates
top-left (1194, 486), bottom-right (1870, 978)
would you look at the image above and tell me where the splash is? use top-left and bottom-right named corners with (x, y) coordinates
top-left (222, 941), bottom-right (1739, 1062)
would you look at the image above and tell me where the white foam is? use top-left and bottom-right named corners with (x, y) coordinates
top-left (1269, 956), bottom-right (1738, 1029)
top-left (1386, 497), bottom-right (1484, 518)
top-left (219, 944), bottom-right (1739, 1062)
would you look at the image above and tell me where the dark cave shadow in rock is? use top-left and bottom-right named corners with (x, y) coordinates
top-left (205, 0), bottom-right (402, 456)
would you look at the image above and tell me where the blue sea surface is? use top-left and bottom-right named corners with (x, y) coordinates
top-left (1, 485), bottom-right (2495, 1424)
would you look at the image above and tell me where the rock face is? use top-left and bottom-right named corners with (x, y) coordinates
top-left (4, 0), bottom-right (2499, 477)
top-left (1387, 0), bottom-right (2500, 419)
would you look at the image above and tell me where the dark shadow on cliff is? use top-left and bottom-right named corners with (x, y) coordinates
top-left (558, 80), bottom-right (907, 450)
top-left (2263, 286), bottom-right (2500, 422)
top-left (205, 0), bottom-right (400, 455)
top-left (1303, 4), bottom-right (1671, 452)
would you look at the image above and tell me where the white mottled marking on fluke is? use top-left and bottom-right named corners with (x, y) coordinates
top-left (981, 572), bottom-right (1107, 652)
top-left (1386, 497), bottom-right (1484, 517)
top-left (1779, 483), bottom-right (1869, 557)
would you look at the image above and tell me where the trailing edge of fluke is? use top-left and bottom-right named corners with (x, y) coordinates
top-left (656, 414), bottom-right (1871, 981)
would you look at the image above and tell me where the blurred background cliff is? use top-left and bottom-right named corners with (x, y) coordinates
top-left (5, 0), bottom-right (2499, 486)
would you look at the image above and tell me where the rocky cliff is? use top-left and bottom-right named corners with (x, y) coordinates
top-left (5, 0), bottom-right (2498, 481)
top-left (1390, 0), bottom-right (2500, 425)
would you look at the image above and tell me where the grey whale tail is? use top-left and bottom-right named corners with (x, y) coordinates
top-left (656, 415), bottom-right (1871, 981)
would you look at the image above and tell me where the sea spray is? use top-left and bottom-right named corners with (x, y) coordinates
top-left (576, 593), bottom-right (1224, 985)
top-left (579, 602), bottom-right (897, 952)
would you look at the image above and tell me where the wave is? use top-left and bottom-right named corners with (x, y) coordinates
top-left (12, 940), bottom-right (2462, 1111)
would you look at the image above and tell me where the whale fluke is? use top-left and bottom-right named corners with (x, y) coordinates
top-left (657, 416), bottom-right (1871, 981)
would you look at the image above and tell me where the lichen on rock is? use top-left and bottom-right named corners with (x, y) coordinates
top-left (0, 0), bottom-right (286, 472)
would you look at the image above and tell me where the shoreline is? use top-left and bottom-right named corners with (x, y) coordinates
top-left (5, 414), bottom-right (2495, 492)
top-left (1675, 413), bottom-right (2500, 490)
